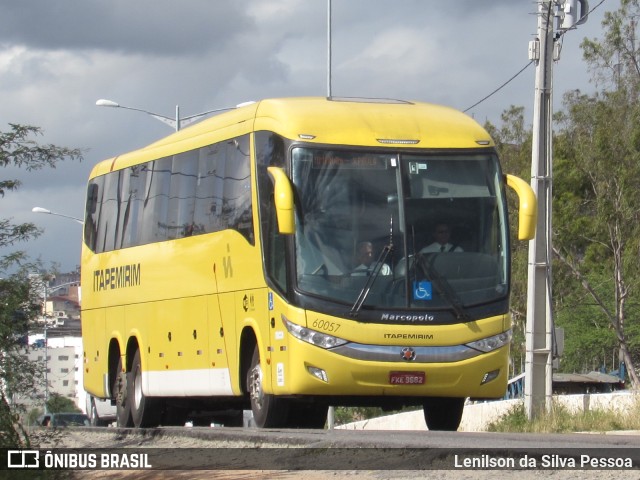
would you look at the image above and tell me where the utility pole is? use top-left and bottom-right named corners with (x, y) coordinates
top-left (525, 0), bottom-right (588, 420)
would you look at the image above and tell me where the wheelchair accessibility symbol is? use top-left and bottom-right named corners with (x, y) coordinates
top-left (413, 281), bottom-right (432, 301)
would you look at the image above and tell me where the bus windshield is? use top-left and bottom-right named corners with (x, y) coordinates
top-left (291, 147), bottom-right (509, 318)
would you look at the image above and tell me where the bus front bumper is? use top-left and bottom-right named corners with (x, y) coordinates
top-left (269, 336), bottom-right (511, 400)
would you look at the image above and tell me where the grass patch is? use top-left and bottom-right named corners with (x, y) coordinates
top-left (487, 395), bottom-right (640, 433)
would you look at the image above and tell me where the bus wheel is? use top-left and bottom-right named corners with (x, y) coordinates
top-left (247, 345), bottom-right (289, 428)
top-left (422, 397), bottom-right (465, 431)
top-left (88, 397), bottom-right (99, 426)
top-left (114, 357), bottom-right (133, 427)
top-left (87, 395), bottom-right (107, 427)
top-left (130, 349), bottom-right (161, 428)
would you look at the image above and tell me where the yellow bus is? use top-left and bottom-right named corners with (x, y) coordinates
top-left (81, 97), bottom-right (535, 430)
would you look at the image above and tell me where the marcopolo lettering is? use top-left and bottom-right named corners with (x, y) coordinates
top-left (93, 263), bottom-right (141, 292)
top-left (381, 313), bottom-right (435, 322)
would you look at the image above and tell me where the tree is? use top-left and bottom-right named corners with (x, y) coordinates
top-left (46, 393), bottom-right (82, 414)
top-left (488, 92), bottom-right (640, 385)
top-left (554, 87), bottom-right (640, 388)
top-left (0, 124), bottom-right (82, 447)
top-left (581, 0), bottom-right (640, 91)
top-left (551, 0), bottom-right (640, 388)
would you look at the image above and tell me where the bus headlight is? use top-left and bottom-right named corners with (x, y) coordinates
top-left (282, 317), bottom-right (348, 349)
top-left (466, 329), bottom-right (512, 353)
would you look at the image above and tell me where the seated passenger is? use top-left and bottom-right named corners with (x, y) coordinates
top-left (420, 223), bottom-right (463, 253)
top-left (352, 241), bottom-right (392, 276)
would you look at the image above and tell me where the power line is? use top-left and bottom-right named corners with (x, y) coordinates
top-left (463, 0), bottom-right (610, 114)
top-left (463, 61), bottom-right (533, 113)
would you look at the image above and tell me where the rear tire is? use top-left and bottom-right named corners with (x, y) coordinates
top-left (246, 345), bottom-right (289, 428)
top-left (114, 356), bottom-right (133, 427)
top-left (130, 349), bottom-right (161, 427)
top-left (423, 397), bottom-right (465, 431)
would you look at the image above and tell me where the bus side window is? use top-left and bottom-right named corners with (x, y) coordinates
top-left (224, 135), bottom-right (253, 244)
top-left (256, 131), bottom-right (288, 293)
top-left (84, 181), bottom-right (101, 252)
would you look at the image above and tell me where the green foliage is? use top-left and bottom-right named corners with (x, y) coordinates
top-left (0, 271), bottom-right (44, 448)
top-left (553, 76), bottom-right (640, 385)
top-left (581, 0), bottom-right (640, 91)
top-left (27, 407), bottom-right (43, 427)
top-left (488, 399), bottom-right (640, 433)
top-left (487, 1), bottom-right (640, 385)
top-left (486, 403), bottom-right (528, 432)
top-left (46, 393), bottom-right (82, 414)
top-left (1, 124), bottom-right (82, 268)
top-left (0, 124), bottom-right (82, 171)
top-left (333, 406), bottom-right (387, 425)
top-left (332, 406), bottom-right (419, 425)
top-left (0, 123), bottom-right (82, 447)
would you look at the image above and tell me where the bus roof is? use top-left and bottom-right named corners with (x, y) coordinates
top-left (90, 97), bottom-right (494, 178)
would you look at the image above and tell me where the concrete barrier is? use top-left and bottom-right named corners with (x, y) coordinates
top-left (337, 391), bottom-right (639, 432)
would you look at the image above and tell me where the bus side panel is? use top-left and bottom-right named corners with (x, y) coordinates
top-left (141, 296), bottom-right (236, 397)
top-left (82, 307), bottom-right (108, 398)
top-left (209, 293), bottom-right (239, 395)
top-left (233, 288), bottom-right (270, 392)
top-left (266, 292), bottom-right (304, 396)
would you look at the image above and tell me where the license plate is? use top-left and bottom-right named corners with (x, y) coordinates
top-left (389, 371), bottom-right (426, 385)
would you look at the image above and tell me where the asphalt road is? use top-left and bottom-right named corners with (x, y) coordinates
top-left (24, 426), bottom-right (640, 479)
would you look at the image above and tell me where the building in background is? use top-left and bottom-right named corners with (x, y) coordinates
top-left (15, 270), bottom-right (86, 416)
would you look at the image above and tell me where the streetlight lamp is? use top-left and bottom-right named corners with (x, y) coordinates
top-left (32, 207), bottom-right (83, 225)
top-left (96, 99), bottom-right (252, 131)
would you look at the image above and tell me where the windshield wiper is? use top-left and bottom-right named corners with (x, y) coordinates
top-left (349, 217), bottom-right (394, 317)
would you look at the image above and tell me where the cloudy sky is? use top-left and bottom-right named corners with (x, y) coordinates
top-left (0, 0), bottom-right (611, 273)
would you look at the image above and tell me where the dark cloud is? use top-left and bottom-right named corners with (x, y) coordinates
top-left (0, 0), bottom-right (253, 55)
top-left (0, 0), bottom-right (611, 271)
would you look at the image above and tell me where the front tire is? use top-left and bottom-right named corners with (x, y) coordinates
top-left (130, 349), bottom-right (161, 428)
top-left (423, 397), bottom-right (465, 431)
top-left (246, 345), bottom-right (289, 428)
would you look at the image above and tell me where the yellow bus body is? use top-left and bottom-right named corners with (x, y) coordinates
top-left (81, 97), bottom-right (534, 429)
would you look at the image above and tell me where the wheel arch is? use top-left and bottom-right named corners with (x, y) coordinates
top-left (107, 339), bottom-right (121, 399)
top-left (125, 336), bottom-right (141, 372)
top-left (239, 326), bottom-right (258, 395)
top-left (107, 335), bottom-right (141, 398)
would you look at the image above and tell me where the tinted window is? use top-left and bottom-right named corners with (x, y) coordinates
top-left (84, 134), bottom-right (253, 252)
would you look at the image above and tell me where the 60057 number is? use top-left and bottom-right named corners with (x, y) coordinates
top-left (312, 319), bottom-right (341, 333)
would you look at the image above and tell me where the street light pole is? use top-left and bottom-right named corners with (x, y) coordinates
top-left (44, 282), bottom-right (49, 415)
top-left (40, 280), bottom-right (80, 415)
top-left (96, 99), bottom-right (245, 131)
top-left (32, 207), bottom-right (83, 225)
top-left (30, 205), bottom-right (83, 414)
